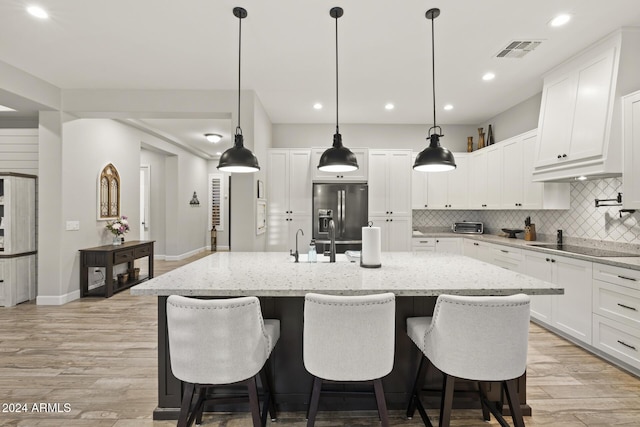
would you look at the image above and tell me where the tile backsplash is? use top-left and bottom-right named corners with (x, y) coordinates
top-left (413, 177), bottom-right (640, 245)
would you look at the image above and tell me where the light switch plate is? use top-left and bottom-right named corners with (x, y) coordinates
top-left (66, 220), bottom-right (80, 231)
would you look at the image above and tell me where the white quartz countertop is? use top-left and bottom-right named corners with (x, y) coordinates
top-left (130, 251), bottom-right (563, 297)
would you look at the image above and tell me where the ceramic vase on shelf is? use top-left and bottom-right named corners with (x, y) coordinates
top-left (487, 124), bottom-right (495, 145)
top-left (478, 128), bottom-right (485, 149)
top-left (467, 136), bottom-right (474, 152)
top-left (112, 235), bottom-right (121, 246)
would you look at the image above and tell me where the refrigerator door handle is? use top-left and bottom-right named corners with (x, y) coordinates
top-left (340, 190), bottom-right (346, 236)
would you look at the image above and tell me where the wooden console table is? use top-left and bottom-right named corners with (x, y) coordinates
top-left (79, 240), bottom-right (154, 297)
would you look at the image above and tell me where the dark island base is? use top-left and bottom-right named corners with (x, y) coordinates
top-left (154, 296), bottom-right (531, 420)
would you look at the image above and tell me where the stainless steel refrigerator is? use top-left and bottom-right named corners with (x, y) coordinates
top-left (312, 183), bottom-right (368, 254)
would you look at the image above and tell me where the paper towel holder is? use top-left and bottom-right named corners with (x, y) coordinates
top-left (360, 222), bottom-right (382, 269)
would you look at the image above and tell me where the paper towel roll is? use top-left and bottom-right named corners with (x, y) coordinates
top-left (361, 226), bottom-right (382, 268)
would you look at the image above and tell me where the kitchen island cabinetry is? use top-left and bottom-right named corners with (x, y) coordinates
top-left (592, 263), bottom-right (640, 371)
top-left (522, 250), bottom-right (592, 344)
top-left (623, 90), bottom-right (640, 209)
top-left (266, 149), bottom-right (312, 251)
top-left (311, 148), bottom-right (368, 182)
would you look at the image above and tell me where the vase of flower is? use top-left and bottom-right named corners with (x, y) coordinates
top-left (106, 215), bottom-right (130, 246)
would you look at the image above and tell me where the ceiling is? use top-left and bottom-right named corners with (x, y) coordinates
top-left (1, 0), bottom-right (640, 158)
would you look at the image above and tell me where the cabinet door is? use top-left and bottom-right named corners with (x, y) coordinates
top-left (521, 132), bottom-right (544, 209)
top-left (535, 75), bottom-right (576, 168)
top-left (288, 215), bottom-right (312, 252)
top-left (502, 138), bottom-right (523, 208)
top-left (267, 151), bottom-right (290, 215)
top-left (368, 216), bottom-right (390, 251)
top-left (463, 239), bottom-right (479, 259)
top-left (447, 156), bottom-right (468, 209)
top-left (387, 217), bottom-right (411, 251)
top-left (411, 164), bottom-right (429, 209)
top-left (266, 215), bottom-right (290, 252)
top-left (523, 251), bottom-right (553, 324)
top-left (368, 151), bottom-right (389, 216)
top-left (568, 49), bottom-right (616, 162)
top-left (485, 146), bottom-right (502, 209)
top-left (468, 151), bottom-right (487, 209)
top-left (435, 238), bottom-right (462, 255)
top-left (311, 148), bottom-right (368, 181)
top-left (623, 91), bottom-right (640, 209)
top-left (552, 255), bottom-right (593, 344)
top-left (426, 171), bottom-right (448, 209)
top-left (387, 151), bottom-right (412, 216)
top-left (288, 150), bottom-right (312, 216)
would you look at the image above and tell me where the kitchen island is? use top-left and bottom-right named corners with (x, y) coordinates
top-left (131, 251), bottom-right (563, 420)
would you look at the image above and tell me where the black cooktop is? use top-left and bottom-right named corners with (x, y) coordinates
top-left (530, 244), bottom-right (640, 257)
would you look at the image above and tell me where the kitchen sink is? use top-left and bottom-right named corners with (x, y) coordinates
top-left (528, 243), bottom-right (640, 257)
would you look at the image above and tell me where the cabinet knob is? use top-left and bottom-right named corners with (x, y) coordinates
top-left (390, 219), bottom-right (393, 222)
top-left (557, 154), bottom-right (562, 159)
top-left (545, 258), bottom-right (550, 262)
top-left (474, 243), bottom-right (479, 246)
top-left (386, 211), bottom-right (389, 214)
top-left (424, 204), bottom-right (428, 208)
top-left (390, 211), bottom-right (393, 214)
top-left (386, 219), bottom-right (389, 222)
top-left (551, 259), bottom-right (556, 263)
top-left (562, 154), bottom-right (567, 158)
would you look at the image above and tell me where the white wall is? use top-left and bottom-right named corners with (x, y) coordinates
top-left (272, 123), bottom-right (477, 153)
top-left (0, 129), bottom-right (38, 175)
top-left (140, 148), bottom-right (167, 255)
top-left (479, 93), bottom-right (542, 142)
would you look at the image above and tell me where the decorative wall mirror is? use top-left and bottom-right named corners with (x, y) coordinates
top-left (98, 163), bottom-right (121, 220)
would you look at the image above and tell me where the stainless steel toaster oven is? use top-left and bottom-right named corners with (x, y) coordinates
top-left (451, 222), bottom-right (483, 234)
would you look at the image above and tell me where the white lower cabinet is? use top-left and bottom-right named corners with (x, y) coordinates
top-left (0, 255), bottom-right (36, 307)
top-left (434, 238), bottom-right (462, 255)
top-left (369, 217), bottom-right (411, 251)
top-left (266, 215), bottom-right (312, 252)
top-left (412, 237), bottom-right (435, 252)
top-left (592, 263), bottom-right (640, 370)
top-left (523, 250), bottom-right (592, 344)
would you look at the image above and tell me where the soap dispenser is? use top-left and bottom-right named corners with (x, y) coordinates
top-left (308, 239), bottom-right (317, 263)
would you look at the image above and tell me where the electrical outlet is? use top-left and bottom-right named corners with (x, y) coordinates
top-left (65, 221), bottom-right (80, 231)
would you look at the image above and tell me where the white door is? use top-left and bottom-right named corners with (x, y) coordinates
top-left (552, 255), bottom-right (593, 344)
top-left (502, 138), bottom-right (523, 208)
top-left (139, 165), bottom-right (150, 241)
top-left (523, 250), bottom-right (553, 324)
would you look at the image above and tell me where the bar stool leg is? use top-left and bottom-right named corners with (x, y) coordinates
top-left (260, 361), bottom-right (277, 421)
top-left (306, 376), bottom-right (323, 427)
top-left (247, 375), bottom-right (262, 427)
top-left (406, 354), bottom-right (429, 419)
top-left (439, 374), bottom-right (455, 427)
top-left (478, 382), bottom-right (491, 422)
top-left (504, 379), bottom-right (525, 427)
top-left (177, 382), bottom-right (195, 427)
top-left (373, 378), bottom-right (390, 427)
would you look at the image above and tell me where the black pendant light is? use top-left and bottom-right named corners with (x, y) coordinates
top-left (413, 8), bottom-right (456, 172)
top-left (317, 7), bottom-right (358, 173)
top-left (217, 7), bottom-right (260, 173)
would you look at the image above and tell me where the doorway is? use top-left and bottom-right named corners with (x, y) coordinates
top-left (140, 165), bottom-right (150, 241)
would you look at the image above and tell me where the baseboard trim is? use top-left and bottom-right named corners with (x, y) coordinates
top-left (164, 246), bottom-right (210, 262)
top-left (36, 290), bottom-right (80, 306)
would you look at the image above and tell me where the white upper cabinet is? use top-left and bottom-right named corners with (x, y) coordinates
top-left (311, 148), bottom-right (368, 182)
top-left (533, 29), bottom-right (640, 181)
top-left (368, 150), bottom-right (412, 217)
top-left (468, 145), bottom-right (501, 209)
top-left (623, 90), bottom-right (640, 209)
top-left (267, 149), bottom-right (312, 217)
top-left (425, 154), bottom-right (468, 209)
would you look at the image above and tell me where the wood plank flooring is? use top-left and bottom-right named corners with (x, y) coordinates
top-left (1, 252), bottom-right (639, 426)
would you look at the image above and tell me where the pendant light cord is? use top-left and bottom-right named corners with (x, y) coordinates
top-left (335, 13), bottom-right (339, 135)
top-left (431, 15), bottom-right (436, 130)
top-left (236, 12), bottom-right (242, 136)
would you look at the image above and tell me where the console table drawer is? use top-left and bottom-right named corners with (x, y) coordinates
top-left (134, 245), bottom-right (152, 258)
top-left (113, 250), bottom-right (134, 264)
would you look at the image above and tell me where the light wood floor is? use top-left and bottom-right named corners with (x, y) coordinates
top-left (1, 252), bottom-right (640, 426)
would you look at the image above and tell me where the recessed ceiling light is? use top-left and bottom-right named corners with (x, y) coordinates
top-left (482, 72), bottom-right (495, 81)
top-left (0, 104), bottom-right (16, 112)
top-left (313, 103), bottom-right (323, 110)
top-left (215, 152), bottom-right (222, 156)
top-left (384, 103), bottom-right (395, 110)
top-left (27, 6), bottom-right (49, 19)
top-left (550, 14), bottom-right (571, 27)
top-left (204, 133), bottom-right (222, 143)
top-left (443, 104), bottom-right (453, 111)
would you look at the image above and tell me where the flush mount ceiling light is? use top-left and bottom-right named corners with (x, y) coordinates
top-left (27, 5), bottom-right (48, 19)
top-left (204, 133), bottom-right (222, 143)
top-left (317, 7), bottom-right (358, 173)
top-left (413, 8), bottom-right (456, 173)
top-left (385, 103), bottom-right (395, 110)
top-left (482, 72), bottom-right (496, 81)
top-left (313, 103), bottom-right (323, 110)
top-left (550, 14), bottom-right (571, 27)
top-left (217, 7), bottom-right (260, 173)
top-left (443, 104), bottom-right (453, 111)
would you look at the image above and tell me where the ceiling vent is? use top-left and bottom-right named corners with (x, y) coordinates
top-left (496, 40), bottom-right (542, 58)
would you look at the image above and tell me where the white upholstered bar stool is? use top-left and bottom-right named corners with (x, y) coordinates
top-left (303, 292), bottom-right (396, 427)
top-left (166, 295), bottom-right (280, 427)
top-left (406, 293), bottom-right (531, 427)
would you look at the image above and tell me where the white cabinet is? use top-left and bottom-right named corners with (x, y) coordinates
top-left (0, 173), bottom-right (37, 307)
top-left (411, 153), bottom-right (429, 209)
top-left (267, 149), bottom-right (312, 217)
top-left (412, 237), bottom-right (435, 251)
top-left (426, 154), bottom-right (468, 209)
top-left (533, 30), bottom-right (640, 181)
top-left (485, 244), bottom-right (523, 272)
top-left (434, 238), bottom-right (462, 255)
top-left (267, 150), bottom-right (312, 251)
top-left (502, 130), bottom-right (569, 209)
top-left (311, 148), bottom-right (368, 182)
top-left (623, 90), bottom-right (640, 209)
top-left (369, 216), bottom-right (411, 251)
top-left (468, 146), bottom-right (501, 209)
top-left (523, 250), bottom-right (592, 344)
top-left (592, 263), bottom-right (640, 370)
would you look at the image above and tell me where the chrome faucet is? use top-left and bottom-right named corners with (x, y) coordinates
top-left (557, 229), bottom-right (563, 245)
top-left (328, 219), bottom-right (336, 263)
top-left (290, 229), bottom-right (304, 263)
